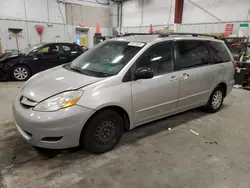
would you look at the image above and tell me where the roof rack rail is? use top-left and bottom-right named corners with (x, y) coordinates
top-left (122, 33), bottom-right (155, 36)
top-left (158, 32), bottom-right (218, 39)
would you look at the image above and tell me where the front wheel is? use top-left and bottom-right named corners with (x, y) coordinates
top-left (12, 65), bottom-right (31, 81)
top-left (205, 86), bottom-right (224, 113)
top-left (82, 109), bottom-right (124, 153)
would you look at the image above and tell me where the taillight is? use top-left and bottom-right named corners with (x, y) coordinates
top-left (232, 60), bottom-right (237, 69)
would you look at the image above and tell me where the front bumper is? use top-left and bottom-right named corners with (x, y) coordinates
top-left (12, 94), bottom-right (94, 149)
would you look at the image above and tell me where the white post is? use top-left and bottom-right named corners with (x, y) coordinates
top-left (174, 23), bottom-right (181, 32)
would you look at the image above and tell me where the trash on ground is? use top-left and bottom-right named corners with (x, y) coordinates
top-left (190, 129), bottom-right (199, 136)
top-left (234, 85), bottom-right (243, 89)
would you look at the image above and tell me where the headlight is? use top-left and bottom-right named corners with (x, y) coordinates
top-left (33, 91), bottom-right (83, 112)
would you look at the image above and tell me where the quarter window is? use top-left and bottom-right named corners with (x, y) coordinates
top-left (177, 41), bottom-right (210, 69)
top-left (77, 45), bottom-right (84, 53)
top-left (62, 45), bottom-right (71, 53)
top-left (136, 42), bottom-right (174, 76)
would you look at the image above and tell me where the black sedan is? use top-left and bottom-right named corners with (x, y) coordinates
top-left (0, 42), bottom-right (88, 81)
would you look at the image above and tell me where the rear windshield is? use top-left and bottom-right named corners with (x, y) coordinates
top-left (209, 42), bottom-right (232, 63)
top-left (69, 41), bottom-right (144, 77)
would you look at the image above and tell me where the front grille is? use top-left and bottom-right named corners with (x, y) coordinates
top-left (20, 96), bottom-right (38, 107)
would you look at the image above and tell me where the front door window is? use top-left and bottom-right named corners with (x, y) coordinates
top-left (38, 44), bottom-right (59, 55)
top-left (136, 42), bottom-right (174, 76)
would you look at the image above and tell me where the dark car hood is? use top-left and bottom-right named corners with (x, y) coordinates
top-left (21, 65), bottom-right (104, 102)
top-left (0, 53), bottom-right (22, 63)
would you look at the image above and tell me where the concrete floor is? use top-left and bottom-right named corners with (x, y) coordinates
top-left (1, 82), bottom-right (250, 188)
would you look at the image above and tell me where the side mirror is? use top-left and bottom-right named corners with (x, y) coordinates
top-left (135, 67), bottom-right (154, 80)
top-left (31, 51), bottom-right (42, 60)
top-left (37, 51), bottom-right (42, 56)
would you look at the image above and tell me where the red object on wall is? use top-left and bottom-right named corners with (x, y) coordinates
top-left (224, 24), bottom-right (234, 37)
top-left (80, 22), bottom-right (85, 27)
top-left (149, 24), bottom-right (153, 33)
top-left (35, 25), bottom-right (44, 42)
top-left (95, 24), bottom-right (101, 34)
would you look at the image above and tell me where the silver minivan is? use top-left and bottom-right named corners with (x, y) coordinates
top-left (13, 33), bottom-right (236, 153)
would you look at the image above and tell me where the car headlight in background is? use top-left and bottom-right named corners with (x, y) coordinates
top-left (33, 91), bottom-right (83, 112)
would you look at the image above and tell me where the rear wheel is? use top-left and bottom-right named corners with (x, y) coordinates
top-left (12, 65), bottom-right (31, 81)
top-left (82, 109), bottom-right (124, 153)
top-left (205, 86), bottom-right (224, 113)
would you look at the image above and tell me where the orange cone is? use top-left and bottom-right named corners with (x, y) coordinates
top-left (149, 24), bottom-right (153, 33)
top-left (96, 24), bottom-right (101, 34)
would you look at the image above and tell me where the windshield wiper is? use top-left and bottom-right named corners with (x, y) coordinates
top-left (82, 69), bottom-right (115, 77)
top-left (69, 66), bottom-right (92, 76)
top-left (67, 64), bottom-right (114, 77)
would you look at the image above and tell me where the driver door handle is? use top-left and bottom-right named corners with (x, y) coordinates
top-left (59, 56), bottom-right (66, 60)
top-left (170, 75), bottom-right (178, 81)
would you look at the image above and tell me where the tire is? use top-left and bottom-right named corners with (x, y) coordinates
top-left (82, 109), bottom-right (124, 153)
top-left (12, 65), bottom-right (31, 81)
top-left (205, 86), bottom-right (224, 113)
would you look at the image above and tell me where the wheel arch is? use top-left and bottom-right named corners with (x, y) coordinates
top-left (217, 82), bottom-right (227, 97)
top-left (79, 105), bottom-right (131, 146)
top-left (87, 105), bottom-right (131, 131)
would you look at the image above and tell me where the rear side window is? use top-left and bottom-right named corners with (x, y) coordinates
top-left (62, 44), bottom-right (72, 53)
top-left (209, 42), bottom-right (231, 63)
top-left (71, 44), bottom-right (78, 53)
top-left (77, 45), bottom-right (84, 53)
top-left (177, 41), bottom-right (210, 70)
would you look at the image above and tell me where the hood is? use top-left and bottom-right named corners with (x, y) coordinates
top-left (0, 52), bottom-right (21, 63)
top-left (21, 65), bottom-right (104, 102)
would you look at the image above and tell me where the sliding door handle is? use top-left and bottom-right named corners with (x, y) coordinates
top-left (180, 73), bottom-right (189, 79)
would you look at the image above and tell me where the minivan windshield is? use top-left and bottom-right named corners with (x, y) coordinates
top-left (69, 41), bottom-right (144, 77)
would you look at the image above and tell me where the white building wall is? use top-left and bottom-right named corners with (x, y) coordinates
top-left (181, 0), bottom-right (250, 34)
top-left (0, 0), bottom-right (66, 51)
top-left (179, 21), bottom-right (250, 35)
top-left (0, 0), bottom-right (111, 51)
top-left (122, 0), bottom-right (175, 27)
top-left (182, 0), bottom-right (250, 24)
top-left (0, 20), bottom-right (66, 51)
top-left (0, 0), bottom-right (65, 23)
top-left (64, 0), bottom-right (109, 7)
top-left (122, 0), bottom-right (250, 35)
